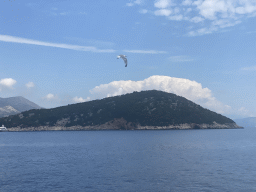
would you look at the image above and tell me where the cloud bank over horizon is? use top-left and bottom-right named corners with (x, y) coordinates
top-left (14, 75), bottom-right (252, 118)
top-left (89, 75), bottom-right (233, 115)
top-left (73, 96), bottom-right (91, 103)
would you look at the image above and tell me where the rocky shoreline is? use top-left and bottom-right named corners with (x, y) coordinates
top-left (5, 118), bottom-right (243, 132)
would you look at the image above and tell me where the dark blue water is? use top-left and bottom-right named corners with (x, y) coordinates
top-left (1, 128), bottom-right (256, 192)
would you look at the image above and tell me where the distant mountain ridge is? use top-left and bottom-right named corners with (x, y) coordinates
top-left (234, 117), bottom-right (256, 127)
top-left (0, 96), bottom-right (41, 117)
top-left (0, 90), bottom-right (241, 131)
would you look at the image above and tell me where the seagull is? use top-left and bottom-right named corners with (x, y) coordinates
top-left (117, 55), bottom-right (127, 67)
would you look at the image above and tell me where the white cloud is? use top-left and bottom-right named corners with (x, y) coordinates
top-left (148, 0), bottom-right (256, 36)
top-left (154, 0), bottom-right (173, 9)
top-left (124, 49), bottom-right (167, 54)
top-left (212, 19), bottom-right (241, 28)
top-left (168, 14), bottom-right (184, 21)
top-left (0, 34), bottom-right (115, 53)
top-left (186, 7), bottom-right (192, 12)
top-left (246, 30), bottom-right (256, 34)
top-left (139, 9), bottom-right (148, 14)
top-left (190, 16), bottom-right (204, 23)
top-left (238, 107), bottom-right (249, 114)
top-left (26, 82), bottom-right (35, 89)
top-left (126, 0), bottom-right (143, 6)
top-left (126, 3), bottom-right (134, 6)
top-left (59, 12), bottom-right (69, 16)
top-left (196, 0), bottom-right (229, 20)
top-left (237, 107), bottom-right (256, 118)
top-left (236, 4), bottom-right (256, 14)
top-left (73, 96), bottom-right (90, 103)
top-left (0, 78), bottom-right (16, 90)
top-left (43, 93), bottom-right (58, 101)
top-left (135, 0), bottom-right (143, 4)
top-left (65, 37), bottom-right (115, 48)
top-left (241, 66), bottom-right (256, 71)
top-left (154, 9), bottom-right (172, 16)
top-left (174, 7), bottom-right (180, 14)
top-left (182, 0), bottom-right (192, 6)
top-left (169, 55), bottom-right (193, 62)
top-left (89, 75), bottom-right (232, 115)
top-left (188, 26), bottom-right (218, 36)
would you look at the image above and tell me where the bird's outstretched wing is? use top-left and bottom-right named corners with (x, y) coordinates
top-left (117, 55), bottom-right (128, 67)
top-left (123, 57), bottom-right (127, 67)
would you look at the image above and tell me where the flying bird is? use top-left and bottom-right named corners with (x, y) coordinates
top-left (117, 55), bottom-right (127, 67)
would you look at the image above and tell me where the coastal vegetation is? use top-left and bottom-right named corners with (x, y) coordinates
top-left (0, 90), bottom-right (238, 130)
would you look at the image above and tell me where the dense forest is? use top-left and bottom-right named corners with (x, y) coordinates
top-left (0, 90), bottom-right (235, 129)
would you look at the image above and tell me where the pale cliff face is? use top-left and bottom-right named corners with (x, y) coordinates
top-left (6, 118), bottom-right (242, 132)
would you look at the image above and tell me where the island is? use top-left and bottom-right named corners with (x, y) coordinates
top-left (0, 90), bottom-right (242, 131)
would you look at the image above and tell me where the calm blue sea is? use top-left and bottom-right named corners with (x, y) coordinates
top-left (1, 128), bottom-right (256, 192)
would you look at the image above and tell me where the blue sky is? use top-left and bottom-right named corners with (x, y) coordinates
top-left (0, 0), bottom-right (256, 119)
